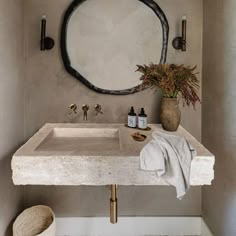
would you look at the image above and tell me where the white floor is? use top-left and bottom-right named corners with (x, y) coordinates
top-left (56, 217), bottom-right (213, 236)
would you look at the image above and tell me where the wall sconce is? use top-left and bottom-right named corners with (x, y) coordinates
top-left (40, 15), bottom-right (55, 51)
top-left (172, 16), bottom-right (187, 51)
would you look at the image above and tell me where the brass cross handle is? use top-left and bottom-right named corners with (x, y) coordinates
top-left (95, 104), bottom-right (103, 115)
top-left (69, 104), bottom-right (78, 114)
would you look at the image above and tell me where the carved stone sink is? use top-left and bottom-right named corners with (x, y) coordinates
top-left (36, 127), bottom-right (121, 153)
top-left (12, 123), bottom-right (215, 186)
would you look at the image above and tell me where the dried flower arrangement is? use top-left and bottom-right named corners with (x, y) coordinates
top-left (136, 64), bottom-right (201, 108)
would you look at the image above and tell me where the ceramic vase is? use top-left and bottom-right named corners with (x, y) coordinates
top-left (160, 97), bottom-right (181, 131)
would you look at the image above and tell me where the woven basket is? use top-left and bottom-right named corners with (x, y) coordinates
top-left (13, 205), bottom-right (56, 236)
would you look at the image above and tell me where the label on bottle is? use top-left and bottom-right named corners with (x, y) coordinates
top-left (128, 115), bottom-right (136, 128)
top-left (138, 117), bottom-right (147, 129)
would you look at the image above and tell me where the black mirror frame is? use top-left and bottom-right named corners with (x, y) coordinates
top-left (60, 0), bottom-right (169, 95)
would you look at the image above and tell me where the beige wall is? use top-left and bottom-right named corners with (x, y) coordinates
top-left (202, 0), bottom-right (236, 235)
top-left (23, 0), bottom-right (203, 216)
top-left (0, 0), bottom-right (25, 235)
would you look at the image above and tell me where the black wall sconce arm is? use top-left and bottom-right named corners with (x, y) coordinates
top-left (40, 15), bottom-right (55, 51)
top-left (172, 16), bottom-right (187, 51)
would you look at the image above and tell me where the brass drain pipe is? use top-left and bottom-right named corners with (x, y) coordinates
top-left (110, 185), bottom-right (118, 224)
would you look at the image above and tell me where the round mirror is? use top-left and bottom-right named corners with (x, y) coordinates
top-left (61, 0), bottom-right (169, 95)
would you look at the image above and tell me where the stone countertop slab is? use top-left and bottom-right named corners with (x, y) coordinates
top-left (12, 123), bottom-right (215, 186)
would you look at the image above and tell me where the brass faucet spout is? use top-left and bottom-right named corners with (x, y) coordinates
top-left (82, 104), bottom-right (89, 121)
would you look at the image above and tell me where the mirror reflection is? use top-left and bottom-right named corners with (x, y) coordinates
top-left (62, 0), bottom-right (169, 94)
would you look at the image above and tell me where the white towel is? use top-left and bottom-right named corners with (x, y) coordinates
top-left (140, 131), bottom-right (196, 199)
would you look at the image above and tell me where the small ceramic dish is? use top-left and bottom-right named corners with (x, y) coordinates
top-left (131, 132), bottom-right (147, 142)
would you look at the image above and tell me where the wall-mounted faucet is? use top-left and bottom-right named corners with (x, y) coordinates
top-left (69, 104), bottom-right (102, 121)
top-left (82, 104), bottom-right (90, 121)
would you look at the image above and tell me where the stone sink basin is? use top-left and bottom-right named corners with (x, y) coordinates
top-left (12, 123), bottom-right (215, 186)
top-left (36, 127), bottom-right (121, 153)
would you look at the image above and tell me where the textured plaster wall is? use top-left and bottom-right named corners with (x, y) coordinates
top-left (23, 0), bottom-right (203, 216)
top-left (202, 0), bottom-right (236, 235)
top-left (0, 0), bottom-right (24, 235)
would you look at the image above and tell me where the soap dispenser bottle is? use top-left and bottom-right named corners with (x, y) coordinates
top-left (128, 107), bottom-right (137, 128)
top-left (138, 108), bottom-right (147, 129)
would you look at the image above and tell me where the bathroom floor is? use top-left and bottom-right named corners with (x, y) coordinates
top-left (57, 235), bottom-right (200, 236)
top-left (55, 217), bottom-right (207, 236)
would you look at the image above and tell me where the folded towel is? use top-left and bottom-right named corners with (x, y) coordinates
top-left (140, 131), bottom-right (196, 199)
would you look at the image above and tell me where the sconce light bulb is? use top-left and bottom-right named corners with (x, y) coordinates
top-left (42, 15), bottom-right (47, 20)
top-left (182, 15), bottom-right (187, 21)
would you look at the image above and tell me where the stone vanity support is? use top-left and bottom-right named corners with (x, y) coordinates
top-left (12, 123), bottom-right (215, 223)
